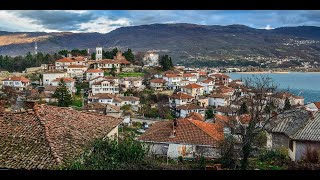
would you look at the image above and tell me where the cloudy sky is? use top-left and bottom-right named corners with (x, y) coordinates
top-left (0, 10), bottom-right (319, 33)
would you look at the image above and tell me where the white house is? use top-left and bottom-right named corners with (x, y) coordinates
top-left (91, 79), bottom-right (119, 95)
top-left (149, 78), bottom-right (167, 91)
top-left (55, 58), bottom-right (75, 70)
top-left (51, 77), bottom-right (76, 94)
top-left (42, 71), bottom-right (67, 86)
top-left (138, 118), bottom-right (223, 159)
top-left (86, 69), bottom-right (104, 81)
top-left (2, 76), bottom-right (30, 91)
top-left (182, 73), bottom-right (197, 83)
top-left (169, 92), bottom-right (194, 108)
top-left (175, 104), bottom-right (205, 118)
top-left (181, 83), bottom-right (205, 98)
top-left (199, 79), bottom-right (215, 95)
top-left (120, 77), bottom-right (144, 92)
top-left (88, 93), bottom-right (140, 108)
top-left (67, 65), bottom-right (87, 78)
top-left (208, 93), bottom-right (230, 107)
top-left (163, 74), bottom-right (182, 90)
top-left (305, 102), bottom-right (320, 111)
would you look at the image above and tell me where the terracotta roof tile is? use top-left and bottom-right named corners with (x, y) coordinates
top-left (186, 112), bottom-right (204, 121)
top-left (87, 69), bottom-right (104, 73)
top-left (51, 77), bottom-right (75, 83)
top-left (183, 83), bottom-right (204, 89)
top-left (56, 58), bottom-right (75, 63)
top-left (3, 76), bottom-right (30, 83)
top-left (138, 118), bottom-right (223, 146)
top-left (67, 65), bottom-right (87, 68)
top-left (176, 104), bottom-right (205, 110)
top-left (183, 73), bottom-right (196, 77)
top-left (0, 105), bottom-right (122, 169)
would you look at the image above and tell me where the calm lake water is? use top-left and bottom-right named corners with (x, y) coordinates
top-left (227, 72), bottom-right (320, 104)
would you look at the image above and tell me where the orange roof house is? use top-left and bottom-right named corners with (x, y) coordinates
top-left (138, 118), bottom-right (223, 147)
top-left (183, 83), bottom-right (204, 89)
top-left (3, 76), bottom-right (30, 83)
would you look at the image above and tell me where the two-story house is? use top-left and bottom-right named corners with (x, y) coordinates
top-left (91, 79), bottom-right (119, 95)
top-left (169, 92), bottom-right (194, 108)
top-left (149, 78), bottom-right (167, 91)
top-left (51, 77), bottom-right (76, 94)
top-left (67, 65), bottom-right (87, 78)
top-left (2, 76), bottom-right (30, 91)
top-left (86, 69), bottom-right (104, 81)
top-left (42, 70), bottom-right (67, 86)
top-left (181, 83), bottom-right (205, 98)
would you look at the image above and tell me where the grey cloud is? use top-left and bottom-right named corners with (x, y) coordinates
top-left (11, 10), bottom-right (96, 31)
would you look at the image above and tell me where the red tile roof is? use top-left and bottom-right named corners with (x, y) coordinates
top-left (56, 58), bottom-right (75, 63)
top-left (212, 74), bottom-right (230, 79)
top-left (170, 92), bottom-right (194, 99)
top-left (3, 76), bottom-right (30, 83)
top-left (87, 69), bottom-right (103, 73)
top-left (183, 83), bottom-right (204, 89)
top-left (150, 78), bottom-right (166, 83)
top-left (0, 104), bottom-right (122, 169)
top-left (186, 112), bottom-right (204, 121)
top-left (314, 102), bottom-right (320, 109)
top-left (183, 73), bottom-right (196, 77)
top-left (199, 71), bottom-right (207, 75)
top-left (202, 79), bottom-right (213, 83)
top-left (239, 114), bottom-right (251, 124)
top-left (51, 77), bottom-right (75, 83)
top-left (138, 118), bottom-right (223, 146)
top-left (176, 104), bottom-right (205, 110)
top-left (164, 74), bottom-right (181, 78)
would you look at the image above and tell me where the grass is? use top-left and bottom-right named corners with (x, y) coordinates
top-left (71, 95), bottom-right (83, 107)
top-left (249, 158), bottom-right (287, 170)
top-left (118, 72), bottom-right (144, 78)
top-left (104, 72), bottom-right (111, 76)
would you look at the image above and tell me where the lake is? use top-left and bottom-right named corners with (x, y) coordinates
top-left (227, 72), bottom-right (320, 104)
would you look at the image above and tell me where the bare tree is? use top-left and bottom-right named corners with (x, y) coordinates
top-left (223, 75), bottom-right (293, 169)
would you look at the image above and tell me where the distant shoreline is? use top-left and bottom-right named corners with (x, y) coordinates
top-left (233, 71), bottom-right (320, 74)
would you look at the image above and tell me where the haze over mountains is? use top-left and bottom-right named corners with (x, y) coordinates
top-left (1, 23), bottom-right (320, 64)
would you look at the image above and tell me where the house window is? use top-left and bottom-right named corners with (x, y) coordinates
top-left (289, 140), bottom-right (294, 151)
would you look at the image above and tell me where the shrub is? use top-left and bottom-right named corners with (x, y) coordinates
top-left (258, 148), bottom-right (289, 164)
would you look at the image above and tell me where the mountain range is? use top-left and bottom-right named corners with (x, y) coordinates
top-left (1, 23), bottom-right (320, 65)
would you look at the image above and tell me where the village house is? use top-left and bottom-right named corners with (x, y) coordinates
top-left (67, 65), bottom-right (87, 79)
top-left (42, 70), bottom-right (67, 86)
top-left (86, 69), bottom-right (104, 81)
top-left (120, 77), bottom-right (144, 92)
top-left (163, 74), bottom-right (182, 90)
top-left (182, 73), bottom-right (197, 83)
top-left (266, 109), bottom-right (320, 161)
top-left (199, 78), bottom-right (215, 94)
top-left (138, 118), bottom-right (224, 159)
top-left (215, 106), bottom-right (238, 116)
top-left (2, 76), bottom-right (30, 91)
top-left (51, 77), bottom-right (76, 94)
top-left (169, 92), bottom-right (194, 108)
top-left (272, 92), bottom-right (304, 108)
top-left (93, 52), bottom-right (131, 73)
top-left (210, 73), bottom-right (230, 87)
top-left (181, 83), bottom-right (205, 98)
top-left (305, 102), bottom-right (320, 111)
top-left (55, 58), bottom-right (75, 70)
top-left (175, 104), bottom-right (206, 118)
top-left (88, 93), bottom-right (140, 108)
top-left (91, 79), bottom-right (119, 95)
top-left (208, 93), bottom-right (230, 107)
top-left (0, 104), bottom-right (122, 169)
top-left (149, 78), bottom-right (167, 91)
top-left (196, 96), bottom-right (209, 108)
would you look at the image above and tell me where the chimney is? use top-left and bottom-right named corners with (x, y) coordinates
top-left (169, 120), bottom-right (177, 138)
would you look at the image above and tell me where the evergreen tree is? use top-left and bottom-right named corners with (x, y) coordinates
top-left (239, 102), bottom-right (248, 115)
top-left (112, 48), bottom-right (118, 57)
top-left (159, 55), bottom-right (174, 71)
top-left (53, 79), bottom-right (72, 107)
top-left (91, 52), bottom-right (96, 60)
top-left (58, 49), bottom-right (69, 57)
top-left (123, 48), bottom-right (134, 62)
top-left (283, 97), bottom-right (291, 110)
